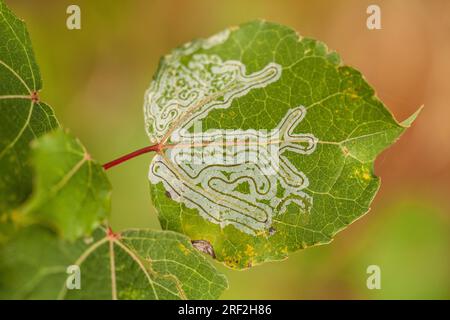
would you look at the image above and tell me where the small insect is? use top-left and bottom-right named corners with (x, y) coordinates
top-left (268, 226), bottom-right (276, 236)
top-left (191, 240), bottom-right (216, 259)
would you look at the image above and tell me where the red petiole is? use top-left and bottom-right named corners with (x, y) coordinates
top-left (102, 143), bottom-right (162, 170)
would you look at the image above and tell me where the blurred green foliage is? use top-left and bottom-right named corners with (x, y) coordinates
top-left (218, 198), bottom-right (449, 299)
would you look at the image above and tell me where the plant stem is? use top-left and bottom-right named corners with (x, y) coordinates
top-left (102, 143), bottom-right (161, 170)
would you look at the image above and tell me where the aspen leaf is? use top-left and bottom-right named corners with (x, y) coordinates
top-left (0, 0), bottom-right (58, 214)
top-left (0, 226), bottom-right (228, 299)
top-left (145, 20), bottom-right (419, 269)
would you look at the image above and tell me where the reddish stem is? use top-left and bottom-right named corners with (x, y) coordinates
top-left (106, 226), bottom-right (121, 240)
top-left (102, 143), bottom-right (161, 170)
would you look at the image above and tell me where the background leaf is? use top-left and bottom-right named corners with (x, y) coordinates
top-left (0, 1), bottom-right (227, 300)
top-left (21, 129), bottom-right (111, 240)
top-left (146, 20), bottom-right (418, 269)
top-left (0, 0), bottom-right (58, 214)
top-left (0, 225), bottom-right (228, 300)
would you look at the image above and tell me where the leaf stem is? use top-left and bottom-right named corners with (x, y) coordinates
top-left (102, 143), bottom-right (161, 170)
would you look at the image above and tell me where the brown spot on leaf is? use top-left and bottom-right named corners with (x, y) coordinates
top-left (342, 146), bottom-right (349, 156)
top-left (30, 91), bottom-right (39, 103)
top-left (84, 152), bottom-right (92, 161)
top-left (191, 239), bottom-right (216, 259)
top-left (268, 226), bottom-right (276, 236)
top-left (106, 226), bottom-right (121, 240)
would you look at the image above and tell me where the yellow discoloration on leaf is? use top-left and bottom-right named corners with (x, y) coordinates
top-left (10, 210), bottom-right (28, 226)
top-left (354, 166), bottom-right (372, 181)
top-left (255, 230), bottom-right (266, 237)
top-left (178, 243), bottom-right (190, 255)
top-left (223, 253), bottom-right (243, 269)
top-left (245, 244), bottom-right (255, 257)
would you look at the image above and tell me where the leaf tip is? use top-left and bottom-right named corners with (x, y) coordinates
top-left (401, 105), bottom-right (424, 128)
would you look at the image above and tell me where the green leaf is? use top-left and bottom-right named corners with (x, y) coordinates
top-left (0, 225), bottom-right (228, 300)
top-left (0, 1), bottom-right (227, 301)
top-left (0, 1), bottom-right (109, 241)
top-left (0, 0), bottom-right (58, 214)
top-left (145, 20), bottom-right (419, 269)
top-left (20, 129), bottom-right (112, 241)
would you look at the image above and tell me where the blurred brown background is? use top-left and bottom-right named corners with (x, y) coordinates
top-left (8, 0), bottom-right (450, 299)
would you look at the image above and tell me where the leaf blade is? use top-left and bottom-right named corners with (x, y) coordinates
top-left (21, 129), bottom-right (112, 241)
top-left (145, 20), bottom-right (418, 269)
top-left (0, 0), bottom-right (59, 214)
top-left (0, 226), bottom-right (228, 300)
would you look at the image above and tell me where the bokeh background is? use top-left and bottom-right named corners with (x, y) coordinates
top-left (8, 0), bottom-right (449, 299)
